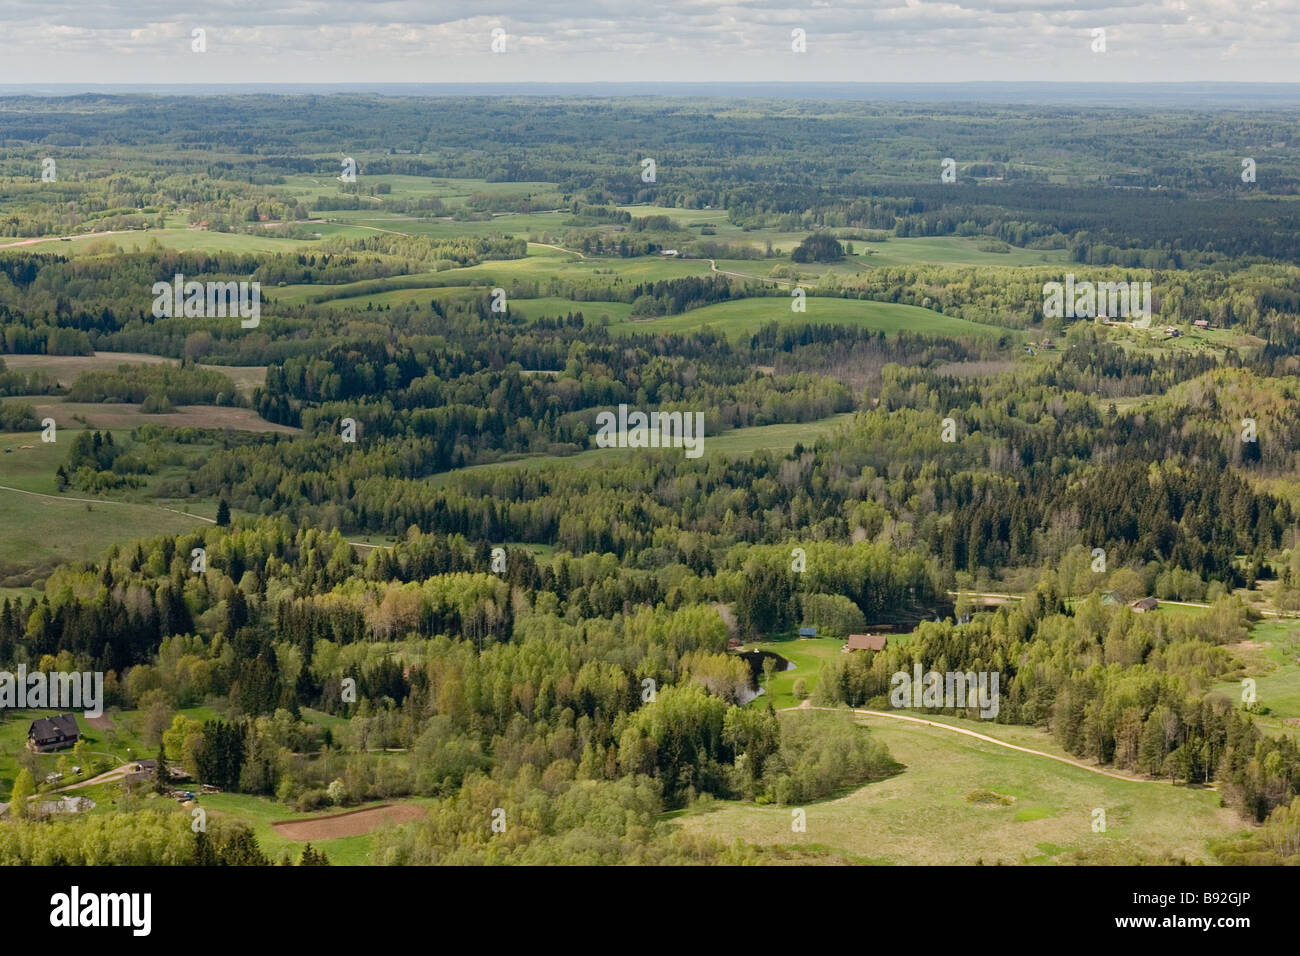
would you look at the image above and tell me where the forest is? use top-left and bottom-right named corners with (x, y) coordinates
top-left (4, 92), bottom-right (1300, 866)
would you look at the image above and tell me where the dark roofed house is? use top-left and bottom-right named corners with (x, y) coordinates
top-left (844, 633), bottom-right (887, 653)
top-left (28, 713), bottom-right (80, 753)
top-left (1132, 596), bottom-right (1159, 613)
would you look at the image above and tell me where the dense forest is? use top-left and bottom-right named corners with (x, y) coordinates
top-left (5, 93), bottom-right (1300, 866)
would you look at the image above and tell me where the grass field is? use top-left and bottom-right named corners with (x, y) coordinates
top-left (199, 791), bottom-right (433, 865)
top-left (749, 637), bottom-right (845, 710)
top-left (674, 709), bottom-right (1247, 864)
top-left (2, 397), bottom-right (295, 434)
top-left (609, 296), bottom-right (1012, 340)
top-left (853, 236), bottom-right (1069, 268)
top-left (1212, 618), bottom-right (1300, 737)
top-left (612, 206), bottom-right (1070, 267)
top-left (429, 413), bottom-right (855, 486)
top-left (265, 248), bottom-right (706, 309)
top-left (0, 352), bottom-right (267, 393)
top-left (0, 428), bottom-right (212, 585)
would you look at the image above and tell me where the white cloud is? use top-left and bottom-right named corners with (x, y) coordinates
top-left (0, 1), bottom-right (1294, 82)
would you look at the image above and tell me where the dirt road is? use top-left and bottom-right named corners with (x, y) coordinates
top-left (784, 704), bottom-right (1182, 786)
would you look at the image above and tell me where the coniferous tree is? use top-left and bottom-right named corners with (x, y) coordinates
top-left (154, 743), bottom-right (169, 794)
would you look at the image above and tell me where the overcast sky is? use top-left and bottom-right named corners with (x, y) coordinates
top-left (0, 1), bottom-right (1295, 84)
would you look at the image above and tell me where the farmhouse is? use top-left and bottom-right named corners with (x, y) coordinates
top-left (27, 713), bottom-right (80, 752)
top-left (1132, 596), bottom-right (1159, 613)
top-left (1193, 320), bottom-right (1210, 329)
top-left (844, 633), bottom-right (887, 653)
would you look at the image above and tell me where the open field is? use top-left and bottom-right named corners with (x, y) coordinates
top-left (279, 173), bottom-right (559, 207)
top-left (610, 296), bottom-right (1013, 340)
top-left (430, 413), bottom-right (855, 486)
top-left (613, 207), bottom-right (1070, 267)
top-left (1, 352), bottom-right (267, 393)
top-left (674, 710), bottom-right (1246, 864)
top-left (270, 803), bottom-right (426, 841)
top-left (852, 236), bottom-right (1070, 267)
top-left (1212, 618), bottom-right (1300, 737)
top-left (0, 428), bottom-right (213, 584)
top-left (748, 637), bottom-right (845, 710)
top-left (0, 227), bottom-right (328, 255)
top-left (3, 397), bottom-right (295, 433)
top-left (201, 792), bottom-right (432, 865)
top-left (0, 483), bottom-right (203, 585)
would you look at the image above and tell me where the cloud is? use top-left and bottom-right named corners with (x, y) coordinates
top-left (0, 1), bottom-right (1295, 82)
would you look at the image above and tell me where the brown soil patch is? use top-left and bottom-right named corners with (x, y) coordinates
top-left (85, 714), bottom-right (114, 730)
top-left (271, 803), bottom-right (425, 841)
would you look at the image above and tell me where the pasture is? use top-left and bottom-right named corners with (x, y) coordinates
top-left (3, 397), bottom-right (294, 434)
top-left (674, 709), bottom-right (1246, 865)
top-left (0, 352), bottom-right (266, 394)
top-left (429, 413), bottom-right (855, 487)
top-left (609, 296), bottom-right (1012, 340)
top-left (200, 791), bottom-right (433, 865)
top-left (0, 428), bottom-right (214, 585)
top-left (1213, 618), bottom-right (1300, 737)
top-left (747, 637), bottom-right (845, 710)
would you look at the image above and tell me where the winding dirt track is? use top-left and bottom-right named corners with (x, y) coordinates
top-left (0, 484), bottom-right (215, 523)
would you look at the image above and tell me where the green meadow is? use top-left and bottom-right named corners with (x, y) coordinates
top-left (674, 709), bottom-right (1246, 865)
top-left (1213, 618), bottom-right (1300, 737)
top-left (748, 637), bottom-right (845, 710)
top-left (0, 428), bottom-right (214, 586)
top-left (610, 296), bottom-right (1012, 340)
top-left (198, 791), bottom-right (433, 866)
top-left (429, 413), bottom-right (855, 487)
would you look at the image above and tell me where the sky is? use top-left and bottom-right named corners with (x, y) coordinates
top-left (0, 0), bottom-right (1296, 85)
